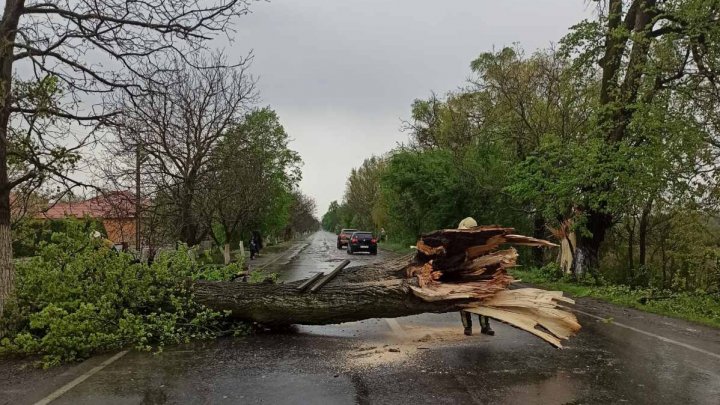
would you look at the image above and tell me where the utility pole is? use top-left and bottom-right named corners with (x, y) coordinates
top-left (135, 143), bottom-right (142, 252)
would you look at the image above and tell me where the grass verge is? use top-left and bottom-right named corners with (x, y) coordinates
top-left (379, 241), bottom-right (415, 254)
top-left (510, 268), bottom-right (720, 329)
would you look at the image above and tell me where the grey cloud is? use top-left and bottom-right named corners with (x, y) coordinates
top-left (221, 0), bottom-right (592, 214)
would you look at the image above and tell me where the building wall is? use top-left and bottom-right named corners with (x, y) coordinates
top-left (103, 219), bottom-right (136, 246)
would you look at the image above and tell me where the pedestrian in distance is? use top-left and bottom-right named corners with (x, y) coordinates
top-left (253, 230), bottom-right (264, 252)
top-left (249, 234), bottom-right (259, 260)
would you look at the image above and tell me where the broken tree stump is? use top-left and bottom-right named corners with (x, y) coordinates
top-left (193, 225), bottom-right (581, 347)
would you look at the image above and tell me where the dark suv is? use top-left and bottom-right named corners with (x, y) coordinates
top-left (347, 231), bottom-right (377, 255)
top-left (337, 228), bottom-right (358, 249)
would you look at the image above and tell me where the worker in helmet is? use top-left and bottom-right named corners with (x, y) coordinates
top-left (457, 217), bottom-right (495, 337)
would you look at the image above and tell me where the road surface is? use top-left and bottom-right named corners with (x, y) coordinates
top-left (2, 231), bottom-right (719, 404)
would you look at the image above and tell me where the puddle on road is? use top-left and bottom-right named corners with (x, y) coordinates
top-left (491, 371), bottom-right (580, 405)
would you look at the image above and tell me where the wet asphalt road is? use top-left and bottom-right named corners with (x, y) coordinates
top-left (3, 231), bottom-right (720, 404)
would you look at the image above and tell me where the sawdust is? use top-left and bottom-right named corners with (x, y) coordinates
top-left (341, 324), bottom-right (485, 369)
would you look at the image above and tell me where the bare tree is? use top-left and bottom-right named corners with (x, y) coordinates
top-left (115, 52), bottom-right (256, 246)
top-left (0, 0), bottom-right (253, 315)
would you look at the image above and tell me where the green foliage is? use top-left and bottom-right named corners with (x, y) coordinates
top-left (321, 200), bottom-right (343, 233)
top-left (378, 146), bottom-right (524, 244)
top-left (9, 76), bottom-right (82, 193)
top-left (247, 270), bottom-right (278, 284)
top-left (344, 156), bottom-right (386, 231)
top-left (207, 107), bottom-right (302, 245)
top-left (12, 218), bottom-right (106, 258)
top-left (286, 191), bottom-right (320, 236)
top-left (1, 224), bottom-right (246, 367)
top-left (511, 268), bottom-right (720, 329)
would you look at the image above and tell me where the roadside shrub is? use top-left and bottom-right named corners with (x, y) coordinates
top-left (12, 218), bottom-right (106, 258)
top-left (1, 224), bottom-right (247, 367)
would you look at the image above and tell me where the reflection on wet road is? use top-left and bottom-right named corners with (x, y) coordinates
top-left (6, 231), bottom-right (720, 405)
top-left (275, 231), bottom-right (394, 282)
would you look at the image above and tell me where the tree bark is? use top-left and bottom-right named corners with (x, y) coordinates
top-left (194, 262), bottom-right (458, 325)
top-left (0, 198), bottom-right (13, 319)
top-left (0, 0), bottom-right (24, 318)
top-left (638, 198), bottom-right (653, 268)
top-left (626, 217), bottom-right (635, 275)
top-left (179, 194), bottom-right (199, 246)
top-left (572, 210), bottom-right (612, 278)
top-left (532, 214), bottom-right (546, 267)
top-left (223, 243), bottom-right (231, 265)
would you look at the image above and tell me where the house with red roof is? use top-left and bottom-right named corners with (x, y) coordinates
top-left (38, 191), bottom-right (139, 248)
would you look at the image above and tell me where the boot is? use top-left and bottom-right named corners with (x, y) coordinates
top-left (461, 311), bottom-right (472, 336)
top-left (479, 316), bottom-right (495, 336)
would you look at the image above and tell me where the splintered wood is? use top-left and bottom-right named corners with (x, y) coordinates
top-left (407, 225), bottom-right (580, 348)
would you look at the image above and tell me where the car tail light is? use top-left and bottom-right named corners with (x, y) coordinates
top-left (351, 238), bottom-right (358, 243)
top-left (371, 239), bottom-right (376, 244)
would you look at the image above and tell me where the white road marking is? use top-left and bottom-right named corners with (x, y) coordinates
top-left (574, 309), bottom-right (720, 361)
top-left (34, 350), bottom-right (129, 405)
top-left (385, 318), bottom-right (408, 337)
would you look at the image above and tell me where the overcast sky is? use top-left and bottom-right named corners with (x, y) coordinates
top-left (228, 0), bottom-right (594, 216)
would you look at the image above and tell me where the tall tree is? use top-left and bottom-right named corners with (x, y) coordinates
top-left (205, 108), bottom-right (301, 263)
top-left (116, 53), bottom-right (256, 246)
top-left (286, 191), bottom-right (319, 237)
top-left (0, 0), bottom-right (253, 316)
top-left (321, 200), bottom-right (342, 232)
top-left (560, 0), bottom-right (720, 273)
top-left (343, 156), bottom-right (386, 231)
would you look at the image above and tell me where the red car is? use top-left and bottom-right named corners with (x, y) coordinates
top-left (336, 228), bottom-right (357, 249)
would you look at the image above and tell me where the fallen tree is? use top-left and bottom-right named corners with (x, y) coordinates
top-left (194, 226), bottom-right (581, 347)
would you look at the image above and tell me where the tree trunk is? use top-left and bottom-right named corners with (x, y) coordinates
top-left (0, 116), bottom-right (13, 319)
top-left (626, 217), bottom-right (635, 275)
top-left (0, 195), bottom-right (13, 319)
top-left (638, 198), bottom-right (653, 268)
top-left (660, 235), bottom-right (667, 288)
top-left (194, 263), bottom-right (456, 325)
top-left (582, 0), bottom-right (657, 278)
top-left (179, 199), bottom-right (199, 246)
top-left (0, 0), bottom-right (24, 318)
top-left (572, 210), bottom-right (612, 278)
top-left (532, 214), bottom-right (545, 267)
top-left (195, 226), bottom-right (581, 348)
top-left (223, 243), bottom-right (231, 265)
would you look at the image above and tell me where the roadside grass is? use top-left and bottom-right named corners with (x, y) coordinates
top-left (510, 268), bottom-right (720, 329)
top-left (379, 240), bottom-right (415, 254)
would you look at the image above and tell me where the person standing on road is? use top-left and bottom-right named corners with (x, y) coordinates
top-left (461, 311), bottom-right (495, 336)
top-left (249, 233), bottom-right (259, 260)
top-left (456, 217), bottom-right (495, 337)
top-left (380, 227), bottom-right (387, 243)
top-left (253, 230), bottom-right (263, 256)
